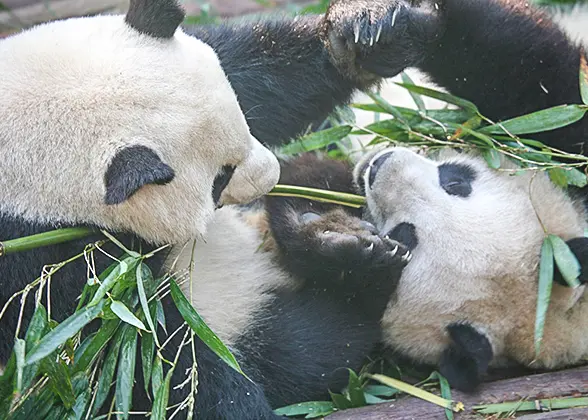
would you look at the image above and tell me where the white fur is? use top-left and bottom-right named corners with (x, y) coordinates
top-left (355, 147), bottom-right (588, 368)
top-left (550, 4), bottom-right (588, 45)
top-left (166, 207), bottom-right (295, 347)
top-left (0, 14), bottom-right (279, 245)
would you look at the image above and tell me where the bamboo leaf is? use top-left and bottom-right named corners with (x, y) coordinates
top-left (535, 237), bottom-right (554, 356)
top-left (564, 168), bottom-right (588, 188)
top-left (88, 259), bottom-right (133, 307)
top-left (136, 263), bottom-right (158, 340)
top-left (156, 299), bottom-right (167, 334)
top-left (150, 367), bottom-right (173, 420)
top-left (401, 72), bottom-right (426, 111)
top-left (68, 373), bottom-right (90, 420)
top-left (279, 125), bottom-right (352, 155)
top-left (480, 105), bottom-right (587, 135)
top-left (430, 372), bottom-right (454, 420)
top-left (14, 338), bottom-right (26, 394)
top-left (346, 369), bottom-right (366, 407)
top-left (395, 82), bottom-right (479, 113)
top-left (548, 168), bottom-right (569, 188)
top-left (22, 305), bottom-right (48, 389)
top-left (549, 234), bottom-right (581, 288)
top-left (72, 319), bottom-right (119, 374)
top-left (170, 279), bottom-right (245, 376)
top-left (92, 325), bottom-right (126, 414)
top-left (364, 384), bottom-right (398, 397)
top-left (151, 355), bottom-right (163, 398)
top-left (110, 300), bottom-right (147, 331)
top-left (41, 358), bottom-right (76, 409)
top-left (474, 396), bottom-right (588, 414)
top-left (580, 54), bottom-right (588, 106)
top-left (115, 326), bottom-right (138, 419)
top-left (273, 401), bottom-right (335, 418)
top-left (329, 391), bottom-right (353, 410)
top-left (366, 91), bottom-right (411, 128)
top-left (25, 301), bottom-right (105, 366)
top-left (483, 148), bottom-right (502, 169)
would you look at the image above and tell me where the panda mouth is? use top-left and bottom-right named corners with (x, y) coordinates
top-left (359, 149), bottom-right (394, 192)
top-left (212, 165), bottom-right (236, 208)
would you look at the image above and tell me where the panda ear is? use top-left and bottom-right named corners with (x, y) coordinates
top-left (125, 0), bottom-right (185, 39)
top-left (104, 145), bottom-right (175, 205)
top-left (554, 237), bottom-right (588, 286)
top-left (439, 323), bottom-right (493, 392)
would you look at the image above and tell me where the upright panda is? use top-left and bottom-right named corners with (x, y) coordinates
top-left (268, 0), bottom-right (588, 393)
top-left (0, 0), bottom-right (421, 419)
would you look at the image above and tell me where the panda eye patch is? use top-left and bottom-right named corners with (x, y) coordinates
top-left (438, 163), bottom-right (476, 197)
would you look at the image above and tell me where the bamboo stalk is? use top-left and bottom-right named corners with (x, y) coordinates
top-left (0, 227), bottom-right (97, 256)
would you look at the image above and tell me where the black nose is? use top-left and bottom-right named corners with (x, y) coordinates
top-left (368, 151), bottom-right (393, 188)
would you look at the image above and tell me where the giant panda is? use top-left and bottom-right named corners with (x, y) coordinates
top-left (267, 0), bottom-right (588, 394)
top-left (0, 0), bottom-right (423, 419)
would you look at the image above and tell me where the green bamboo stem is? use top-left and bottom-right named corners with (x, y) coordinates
top-left (267, 184), bottom-right (367, 208)
top-left (0, 227), bottom-right (97, 257)
top-left (0, 185), bottom-right (367, 256)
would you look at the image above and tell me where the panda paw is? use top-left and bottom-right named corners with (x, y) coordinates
top-left (301, 210), bottom-right (412, 274)
top-left (324, 0), bottom-right (441, 80)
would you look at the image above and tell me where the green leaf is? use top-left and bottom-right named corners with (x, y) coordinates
top-left (329, 391), bottom-right (353, 410)
top-left (100, 231), bottom-right (141, 258)
top-left (93, 325), bottom-right (126, 414)
top-left (151, 367), bottom-right (173, 420)
top-left (549, 234), bottom-right (581, 288)
top-left (110, 300), bottom-right (147, 331)
top-left (364, 384), bottom-right (398, 397)
top-left (156, 299), bottom-right (167, 334)
top-left (535, 237), bottom-right (554, 356)
top-left (273, 401), bottom-right (335, 418)
top-left (72, 319), bottom-right (119, 374)
top-left (480, 105), bottom-right (587, 135)
top-left (366, 91), bottom-right (411, 128)
top-left (395, 82), bottom-right (479, 113)
top-left (482, 148), bottom-right (502, 169)
top-left (41, 358), bottom-right (76, 409)
top-left (431, 372), bottom-right (454, 420)
top-left (548, 167), bottom-right (569, 188)
top-left (151, 355), bottom-right (163, 399)
top-left (68, 373), bottom-right (90, 420)
top-left (279, 125), bottom-right (352, 155)
top-left (88, 258), bottom-right (134, 306)
top-left (25, 301), bottom-right (105, 366)
top-left (136, 263), bottom-right (158, 338)
top-left (170, 279), bottom-right (245, 376)
top-left (565, 168), bottom-right (588, 188)
top-left (346, 369), bottom-right (366, 407)
top-left (580, 55), bottom-right (588, 106)
top-left (364, 393), bottom-right (388, 404)
top-left (401, 72), bottom-right (426, 111)
top-left (22, 305), bottom-right (48, 389)
top-left (115, 326), bottom-right (138, 419)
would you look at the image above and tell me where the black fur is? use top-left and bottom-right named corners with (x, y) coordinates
top-left (439, 323), bottom-right (493, 392)
top-left (212, 165), bottom-right (236, 207)
top-left (104, 145), bottom-right (175, 205)
top-left (554, 237), bottom-right (588, 286)
top-left (125, 0), bottom-right (185, 39)
top-left (368, 0), bottom-right (588, 155)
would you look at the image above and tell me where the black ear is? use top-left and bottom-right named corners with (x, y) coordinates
top-left (125, 0), bottom-right (185, 39)
top-left (554, 237), bottom-right (588, 286)
top-left (439, 323), bottom-right (493, 392)
top-left (104, 145), bottom-right (175, 205)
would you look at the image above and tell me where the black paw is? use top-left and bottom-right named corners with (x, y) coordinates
top-left (301, 209), bottom-right (412, 274)
top-left (324, 0), bottom-right (442, 79)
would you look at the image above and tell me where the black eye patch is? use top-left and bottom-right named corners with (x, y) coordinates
top-left (438, 163), bottom-right (476, 197)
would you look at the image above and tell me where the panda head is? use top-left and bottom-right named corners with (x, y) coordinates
top-left (354, 146), bottom-right (588, 372)
top-left (0, 0), bottom-right (279, 244)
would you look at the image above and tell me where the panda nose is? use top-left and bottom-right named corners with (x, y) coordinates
top-left (367, 150), bottom-right (394, 188)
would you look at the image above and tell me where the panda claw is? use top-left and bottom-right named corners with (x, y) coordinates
top-left (375, 25), bottom-right (383, 43)
top-left (391, 5), bottom-right (401, 27)
top-left (401, 250), bottom-right (412, 262)
top-left (388, 244), bottom-right (399, 257)
top-left (353, 22), bottom-right (360, 43)
top-left (365, 243), bottom-right (375, 252)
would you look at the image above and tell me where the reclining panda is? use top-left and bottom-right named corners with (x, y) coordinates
top-left (270, 0), bottom-right (588, 393)
top-left (0, 0), bottom-right (418, 419)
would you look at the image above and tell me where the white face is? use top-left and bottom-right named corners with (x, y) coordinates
top-left (354, 146), bottom-right (588, 363)
top-left (0, 7), bottom-right (279, 244)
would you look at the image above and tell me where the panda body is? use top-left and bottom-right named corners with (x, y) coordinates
top-left (0, 0), bottom-right (422, 418)
top-left (356, 147), bottom-right (588, 370)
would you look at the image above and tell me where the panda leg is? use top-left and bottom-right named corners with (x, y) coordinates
top-left (554, 237), bottom-right (588, 286)
top-left (438, 323), bottom-right (493, 392)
